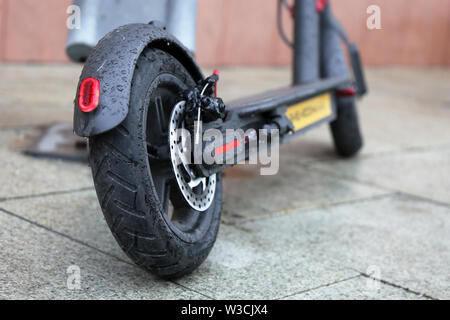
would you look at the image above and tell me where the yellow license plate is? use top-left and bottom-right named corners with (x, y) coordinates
top-left (285, 93), bottom-right (332, 131)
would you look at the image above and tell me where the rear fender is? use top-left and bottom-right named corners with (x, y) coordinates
top-left (73, 23), bottom-right (203, 137)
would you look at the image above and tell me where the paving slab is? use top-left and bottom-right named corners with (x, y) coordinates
top-left (283, 276), bottom-right (428, 300)
top-left (309, 146), bottom-right (450, 204)
top-left (366, 67), bottom-right (450, 105)
top-left (0, 64), bottom-right (80, 128)
top-left (0, 147), bottom-right (92, 200)
top-left (0, 127), bottom-right (41, 148)
top-left (242, 194), bottom-right (450, 299)
top-left (0, 190), bottom-right (128, 262)
top-left (0, 210), bottom-right (206, 300)
top-left (222, 158), bottom-right (388, 223)
top-left (177, 223), bottom-right (358, 299)
top-left (0, 128), bottom-right (92, 200)
top-left (358, 92), bottom-right (450, 153)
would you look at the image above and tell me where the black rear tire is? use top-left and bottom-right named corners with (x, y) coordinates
top-left (88, 47), bottom-right (222, 279)
top-left (330, 96), bottom-right (363, 157)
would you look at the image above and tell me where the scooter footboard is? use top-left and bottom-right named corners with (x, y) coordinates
top-left (230, 75), bottom-right (347, 118)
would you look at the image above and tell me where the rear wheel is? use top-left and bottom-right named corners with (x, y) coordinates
top-left (88, 47), bottom-right (222, 279)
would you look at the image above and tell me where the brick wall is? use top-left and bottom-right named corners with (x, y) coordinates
top-left (0, 0), bottom-right (449, 66)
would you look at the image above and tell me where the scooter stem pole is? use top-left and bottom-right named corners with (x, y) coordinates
top-left (293, 0), bottom-right (320, 85)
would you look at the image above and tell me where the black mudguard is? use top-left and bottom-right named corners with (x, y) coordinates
top-left (73, 23), bottom-right (203, 137)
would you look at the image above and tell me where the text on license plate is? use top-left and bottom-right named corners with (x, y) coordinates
top-left (285, 93), bottom-right (332, 131)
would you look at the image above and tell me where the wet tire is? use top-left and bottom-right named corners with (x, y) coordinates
top-left (88, 47), bottom-right (222, 279)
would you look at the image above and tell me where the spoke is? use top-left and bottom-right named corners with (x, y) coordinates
top-left (154, 95), bottom-right (167, 134)
top-left (147, 141), bottom-right (159, 159)
top-left (151, 166), bottom-right (172, 213)
top-left (149, 160), bottom-right (173, 178)
top-left (169, 180), bottom-right (191, 210)
top-left (162, 182), bottom-right (171, 213)
top-left (146, 141), bottom-right (170, 160)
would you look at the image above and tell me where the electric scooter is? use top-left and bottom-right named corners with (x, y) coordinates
top-left (73, 0), bottom-right (366, 279)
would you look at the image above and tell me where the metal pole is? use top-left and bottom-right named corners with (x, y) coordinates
top-left (293, 0), bottom-right (320, 85)
top-left (166, 0), bottom-right (198, 54)
top-left (320, 3), bottom-right (350, 85)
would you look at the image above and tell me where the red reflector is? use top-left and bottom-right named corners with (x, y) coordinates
top-left (336, 87), bottom-right (357, 97)
top-left (316, 0), bottom-right (328, 12)
top-left (215, 139), bottom-right (240, 156)
top-left (78, 77), bottom-right (100, 112)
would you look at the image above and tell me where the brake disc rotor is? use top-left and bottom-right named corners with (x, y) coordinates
top-left (169, 101), bottom-right (216, 212)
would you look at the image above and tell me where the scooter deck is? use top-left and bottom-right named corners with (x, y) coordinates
top-left (223, 75), bottom-right (347, 140)
top-left (226, 75), bottom-right (348, 117)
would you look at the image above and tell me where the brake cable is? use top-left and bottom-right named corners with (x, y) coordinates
top-left (277, 0), bottom-right (294, 48)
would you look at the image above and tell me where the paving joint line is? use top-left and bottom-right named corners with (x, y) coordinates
top-left (0, 187), bottom-right (95, 203)
top-left (307, 169), bottom-right (450, 209)
top-left (0, 206), bottom-right (132, 266)
top-left (323, 258), bottom-right (438, 300)
top-left (396, 192), bottom-right (450, 209)
top-left (224, 192), bottom-right (399, 226)
top-left (358, 272), bottom-right (437, 300)
top-left (291, 160), bottom-right (398, 194)
top-left (0, 124), bottom-right (49, 132)
top-left (277, 275), bottom-right (361, 300)
top-left (299, 163), bottom-right (450, 209)
top-left (171, 281), bottom-right (215, 300)
top-left (304, 164), bottom-right (403, 194)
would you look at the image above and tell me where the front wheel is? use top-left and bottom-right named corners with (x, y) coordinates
top-left (88, 47), bottom-right (222, 279)
top-left (330, 96), bottom-right (363, 157)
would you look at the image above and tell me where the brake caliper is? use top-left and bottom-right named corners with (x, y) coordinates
top-left (183, 71), bottom-right (226, 128)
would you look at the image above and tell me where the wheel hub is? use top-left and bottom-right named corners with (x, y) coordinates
top-left (169, 101), bottom-right (216, 212)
